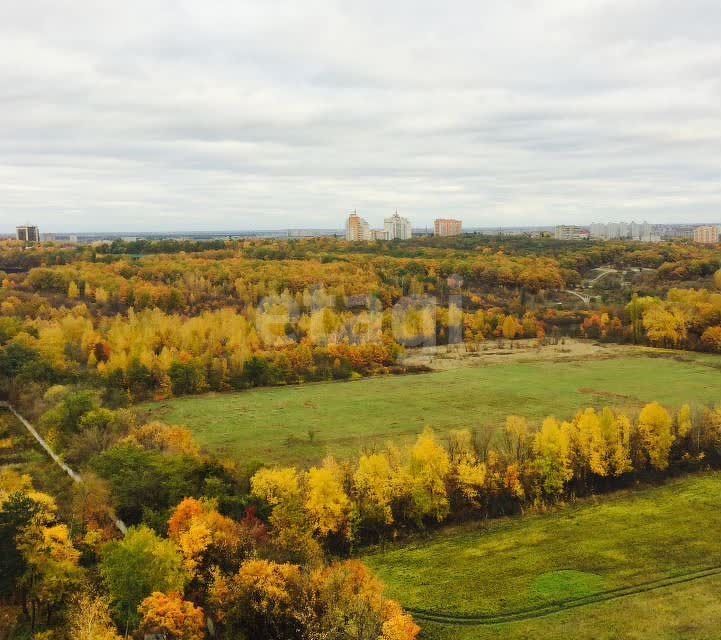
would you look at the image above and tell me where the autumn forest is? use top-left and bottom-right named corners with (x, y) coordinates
top-left (2, 234), bottom-right (721, 640)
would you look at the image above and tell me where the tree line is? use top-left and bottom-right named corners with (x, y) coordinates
top-left (248, 401), bottom-right (721, 549)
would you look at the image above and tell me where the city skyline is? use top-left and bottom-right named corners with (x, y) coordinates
top-left (2, 1), bottom-right (721, 232)
top-left (6, 218), bottom-right (721, 237)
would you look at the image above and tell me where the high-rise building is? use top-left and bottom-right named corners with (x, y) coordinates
top-left (607, 222), bottom-right (621, 239)
top-left (693, 225), bottom-right (720, 244)
top-left (371, 229), bottom-right (390, 241)
top-left (639, 221), bottom-right (653, 242)
top-left (384, 211), bottom-right (412, 240)
top-left (434, 218), bottom-right (462, 237)
top-left (588, 221), bottom-right (657, 242)
top-left (16, 225), bottom-right (40, 242)
top-left (589, 223), bottom-right (607, 239)
top-left (345, 212), bottom-right (371, 241)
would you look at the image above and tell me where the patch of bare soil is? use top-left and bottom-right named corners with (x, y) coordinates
top-left (400, 339), bottom-right (634, 371)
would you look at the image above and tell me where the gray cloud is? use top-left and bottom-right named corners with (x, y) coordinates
top-left (1, 0), bottom-right (720, 232)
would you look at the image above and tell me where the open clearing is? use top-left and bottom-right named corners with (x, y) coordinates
top-left (143, 346), bottom-right (721, 465)
top-left (364, 473), bottom-right (721, 639)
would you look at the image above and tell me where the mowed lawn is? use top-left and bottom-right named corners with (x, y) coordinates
top-left (143, 351), bottom-right (721, 466)
top-left (364, 473), bottom-right (721, 636)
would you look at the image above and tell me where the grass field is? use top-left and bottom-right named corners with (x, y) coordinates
top-left (364, 473), bottom-right (721, 639)
top-left (143, 348), bottom-right (721, 466)
top-left (419, 574), bottom-right (721, 640)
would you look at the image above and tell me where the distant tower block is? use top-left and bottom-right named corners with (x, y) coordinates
top-left (16, 225), bottom-right (40, 242)
top-left (434, 218), bottom-right (462, 237)
top-left (384, 211), bottom-right (412, 240)
top-left (345, 211), bottom-right (371, 241)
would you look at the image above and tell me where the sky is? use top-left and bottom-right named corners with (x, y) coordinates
top-left (2, 0), bottom-right (720, 233)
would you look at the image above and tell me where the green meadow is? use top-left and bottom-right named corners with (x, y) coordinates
top-left (143, 350), bottom-right (721, 465)
top-left (364, 473), bottom-right (721, 639)
top-left (419, 575), bottom-right (721, 640)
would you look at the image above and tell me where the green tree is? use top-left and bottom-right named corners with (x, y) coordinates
top-left (169, 361), bottom-right (203, 395)
top-left (100, 526), bottom-right (187, 630)
top-left (0, 493), bottom-right (41, 598)
top-left (39, 390), bottom-right (99, 438)
top-left (91, 444), bottom-right (198, 525)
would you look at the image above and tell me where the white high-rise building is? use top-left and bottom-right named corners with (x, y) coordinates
top-left (587, 221), bottom-right (657, 242)
top-left (639, 221), bottom-right (652, 242)
top-left (590, 223), bottom-right (606, 239)
top-left (384, 211), bottom-right (412, 240)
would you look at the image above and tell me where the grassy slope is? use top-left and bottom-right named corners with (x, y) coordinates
top-left (363, 474), bottom-right (721, 638)
top-left (143, 351), bottom-right (721, 465)
top-left (420, 574), bottom-right (721, 640)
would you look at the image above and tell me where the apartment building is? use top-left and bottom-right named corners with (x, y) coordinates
top-left (434, 218), bottom-right (462, 237)
top-left (384, 212), bottom-right (412, 240)
top-left (16, 225), bottom-right (40, 242)
top-left (345, 212), bottom-right (371, 241)
top-left (693, 225), bottom-right (720, 244)
top-left (554, 225), bottom-right (588, 240)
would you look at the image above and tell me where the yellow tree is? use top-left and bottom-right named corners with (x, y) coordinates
top-left (353, 453), bottom-right (395, 528)
top-left (381, 601), bottom-right (422, 640)
top-left (18, 523), bottom-right (84, 631)
top-left (637, 402), bottom-right (674, 470)
top-left (66, 592), bottom-right (122, 640)
top-left (167, 497), bottom-right (251, 577)
top-left (611, 413), bottom-right (634, 476)
top-left (138, 591), bottom-right (206, 640)
top-left (122, 422), bottom-right (201, 457)
top-left (305, 457), bottom-right (353, 539)
top-left (643, 305), bottom-right (687, 347)
top-left (503, 415), bottom-right (531, 463)
top-left (569, 407), bottom-right (633, 478)
top-left (533, 417), bottom-right (571, 495)
top-left (251, 467), bottom-right (302, 508)
top-left (676, 404), bottom-right (693, 439)
top-left (310, 560), bottom-right (420, 640)
top-left (94, 286), bottom-right (110, 303)
top-left (701, 326), bottom-right (721, 352)
top-left (501, 315), bottom-right (523, 340)
top-left (209, 559), bottom-right (304, 638)
top-left (408, 428), bottom-right (450, 523)
top-left (447, 430), bottom-right (487, 506)
top-left (251, 467), bottom-right (321, 566)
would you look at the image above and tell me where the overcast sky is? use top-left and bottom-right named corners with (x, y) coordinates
top-left (2, 0), bottom-right (720, 232)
